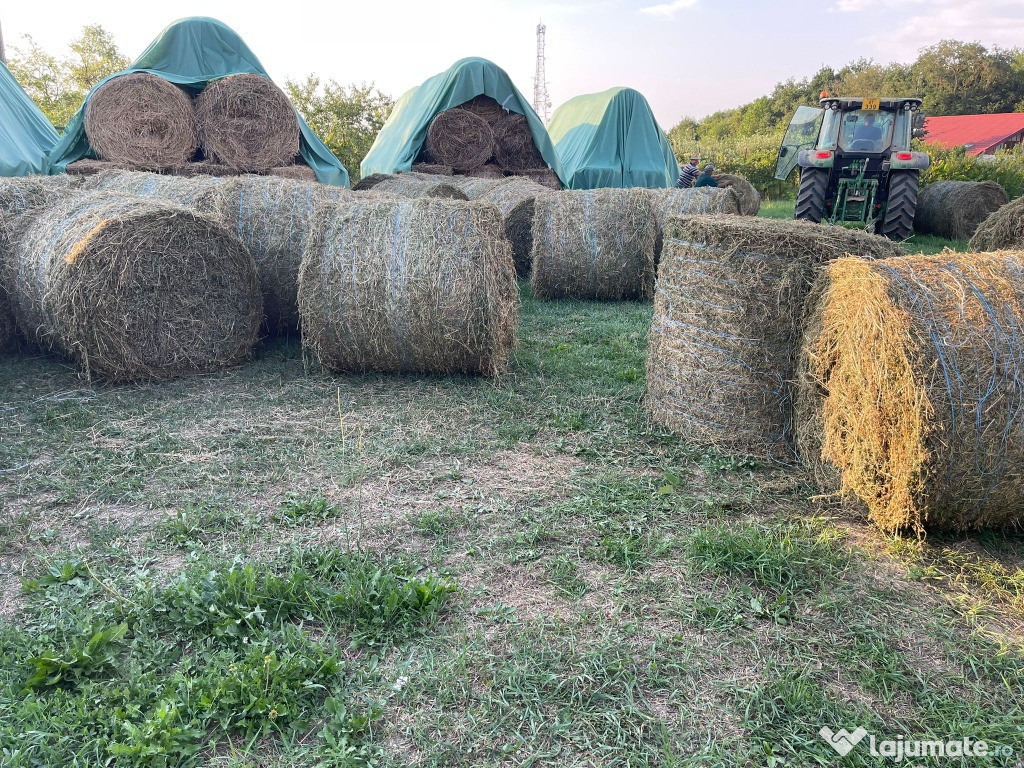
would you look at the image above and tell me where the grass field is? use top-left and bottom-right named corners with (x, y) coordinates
top-left (0, 215), bottom-right (1020, 766)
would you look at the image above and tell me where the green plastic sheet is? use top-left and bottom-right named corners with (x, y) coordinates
top-left (0, 62), bottom-right (59, 176)
top-left (47, 17), bottom-right (348, 187)
top-left (360, 57), bottom-right (564, 184)
top-left (548, 87), bottom-right (679, 189)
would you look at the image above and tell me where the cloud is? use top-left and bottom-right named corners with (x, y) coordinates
top-left (640, 0), bottom-right (699, 17)
top-left (862, 0), bottom-right (1024, 59)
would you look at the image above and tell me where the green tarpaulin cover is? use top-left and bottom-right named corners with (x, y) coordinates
top-left (0, 62), bottom-right (59, 176)
top-left (548, 87), bottom-right (679, 189)
top-left (47, 17), bottom-right (348, 187)
top-left (361, 57), bottom-right (565, 184)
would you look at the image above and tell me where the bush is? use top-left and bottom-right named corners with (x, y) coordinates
top-left (670, 131), bottom-right (795, 200)
top-left (920, 142), bottom-right (1024, 198)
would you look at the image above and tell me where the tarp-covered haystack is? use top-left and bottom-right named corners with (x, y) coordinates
top-left (51, 17), bottom-right (346, 186)
top-left (547, 87), bottom-right (679, 190)
top-left (360, 58), bottom-right (564, 188)
top-left (799, 251), bottom-right (1024, 533)
top-left (914, 180), bottom-right (1008, 240)
top-left (0, 62), bottom-right (59, 177)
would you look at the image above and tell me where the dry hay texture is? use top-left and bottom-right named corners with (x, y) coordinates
top-left (459, 163), bottom-right (506, 179)
top-left (268, 165), bottom-right (317, 181)
top-left (7, 192), bottom-right (262, 382)
top-left (196, 74), bottom-right (300, 172)
top-left (425, 108), bottom-right (494, 171)
top-left (493, 113), bottom-right (545, 172)
top-left (468, 177), bottom-right (548, 277)
top-left (648, 186), bottom-right (742, 258)
top-left (83, 169), bottom-right (230, 215)
top-left (531, 188), bottom-right (657, 301)
top-left (173, 161), bottom-right (244, 178)
top-left (67, 159), bottom-right (118, 176)
top-left (458, 95), bottom-right (508, 127)
top-left (361, 173), bottom-right (469, 201)
top-left (519, 168), bottom-right (562, 189)
top-left (915, 180), bottom-right (1009, 240)
top-left (85, 73), bottom-right (198, 171)
top-left (647, 216), bottom-right (902, 461)
top-left (968, 195), bottom-right (1024, 251)
top-left (799, 251), bottom-right (1024, 533)
top-left (411, 163), bottom-right (454, 176)
top-left (298, 197), bottom-right (519, 376)
top-left (217, 175), bottom-right (352, 334)
top-left (352, 173), bottom-right (390, 192)
top-left (717, 173), bottom-right (761, 216)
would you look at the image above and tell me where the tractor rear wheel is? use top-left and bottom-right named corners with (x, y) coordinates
top-left (880, 170), bottom-right (919, 241)
top-left (795, 168), bottom-right (828, 224)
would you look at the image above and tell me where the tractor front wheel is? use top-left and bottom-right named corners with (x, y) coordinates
top-left (881, 170), bottom-right (919, 241)
top-left (795, 168), bottom-right (828, 224)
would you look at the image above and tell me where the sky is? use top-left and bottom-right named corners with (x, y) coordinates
top-left (4, 0), bottom-right (1024, 130)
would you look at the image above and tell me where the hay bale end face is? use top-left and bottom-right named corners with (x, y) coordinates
top-left (458, 95), bottom-right (508, 127)
top-left (531, 188), bottom-right (657, 300)
top-left (8, 192), bottom-right (262, 382)
top-left (968, 196), bottom-right (1024, 251)
top-left (800, 251), bottom-right (1024, 532)
top-left (299, 197), bottom-right (519, 376)
top-left (217, 175), bottom-right (352, 334)
top-left (85, 73), bottom-right (198, 171)
top-left (425, 109), bottom-right (494, 171)
top-left (197, 74), bottom-right (300, 172)
top-left (647, 216), bottom-right (902, 461)
top-left (717, 173), bottom-right (760, 215)
top-left (493, 113), bottom-right (545, 172)
top-left (915, 179), bottom-right (1008, 241)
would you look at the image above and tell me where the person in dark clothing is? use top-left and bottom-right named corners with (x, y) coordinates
top-left (676, 157), bottom-right (700, 188)
top-left (694, 164), bottom-right (718, 188)
top-left (853, 115), bottom-right (883, 149)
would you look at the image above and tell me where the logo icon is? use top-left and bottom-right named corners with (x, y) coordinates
top-left (820, 726), bottom-right (868, 756)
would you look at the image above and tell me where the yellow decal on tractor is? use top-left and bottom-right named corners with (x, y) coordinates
top-left (861, 98), bottom-right (881, 111)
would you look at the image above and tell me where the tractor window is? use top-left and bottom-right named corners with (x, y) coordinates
top-left (774, 105), bottom-right (823, 180)
top-left (838, 110), bottom-right (894, 153)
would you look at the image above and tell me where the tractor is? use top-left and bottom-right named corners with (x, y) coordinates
top-left (774, 95), bottom-right (930, 240)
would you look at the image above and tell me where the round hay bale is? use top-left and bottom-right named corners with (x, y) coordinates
top-left (0, 297), bottom-right (14, 352)
top-left (269, 165), bottom-right (317, 182)
top-left (493, 113), bottom-right (545, 172)
top-left (8, 192), bottom-right (261, 382)
top-left (365, 173), bottom-right (469, 200)
top-left (298, 197), bottom-right (518, 376)
top-left (85, 73), bottom-right (197, 171)
top-left (217, 175), bottom-right (352, 334)
top-left (196, 74), bottom-right (300, 172)
top-left (425, 109), bottom-right (494, 171)
top-left (83, 169), bottom-right (230, 215)
top-left (353, 173), bottom-right (391, 192)
top-left (968, 196), bottom-right (1024, 251)
top-left (411, 163), bottom-right (454, 176)
top-left (459, 163), bottom-right (506, 180)
top-left (66, 159), bottom-right (118, 177)
top-left (717, 173), bottom-right (760, 215)
top-left (531, 188), bottom-right (656, 300)
top-left (647, 216), bottom-right (903, 460)
top-left (649, 187), bottom-right (742, 259)
top-left (458, 95), bottom-right (507, 127)
top-left (915, 180), bottom-right (1008, 241)
top-left (799, 251), bottom-right (1024, 532)
top-left (474, 177), bottom-right (548, 278)
top-left (518, 168), bottom-right (562, 190)
top-left (172, 162), bottom-right (244, 178)
top-left (0, 175), bottom-right (81, 262)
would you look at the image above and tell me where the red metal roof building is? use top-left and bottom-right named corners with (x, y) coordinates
top-left (923, 113), bottom-right (1024, 156)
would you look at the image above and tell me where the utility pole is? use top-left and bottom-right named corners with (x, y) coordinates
top-left (533, 21), bottom-right (551, 124)
top-left (0, 21), bottom-right (7, 66)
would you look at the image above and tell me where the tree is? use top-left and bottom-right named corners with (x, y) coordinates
top-left (8, 24), bottom-right (128, 129)
top-left (286, 77), bottom-right (394, 182)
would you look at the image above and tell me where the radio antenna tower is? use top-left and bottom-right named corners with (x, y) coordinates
top-left (533, 21), bottom-right (551, 124)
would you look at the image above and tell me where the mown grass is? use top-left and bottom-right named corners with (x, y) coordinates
top-left (1, 280), bottom-right (1022, 766)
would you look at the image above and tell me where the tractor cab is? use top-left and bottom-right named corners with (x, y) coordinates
top-left (775, 96), bottom-right (929, 240)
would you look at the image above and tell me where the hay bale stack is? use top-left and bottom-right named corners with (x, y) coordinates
top-left (520, 168), bottom-right (562, 190)
top-left (217, 175), bottom-right (351, 334)
top-left (493, 113), bottom-right (545, 172)
top-left (915, 180), bottom-right (1008, 240)
top-left (531, 188), bottom-right (656, 300)
top-left (474, 178), bottom-right (548, 277)
top-left (798, 251), bottom-right (1024, 532)
top-left (196, 74), bottom-right (300, 172)
top-left (717, 174), bottom-right (760, 215)
top-left (968, 196), bottom-right (1024, 251)
top-left (649, 187), bottom-right (742, 258)
top-left (67, 159), bottom-right (118, 176)
top-left (458, 95), bottom-right (507, 127)
top-left (412, 163), bottom-right (454, 175)
top-left (363, 173), bottom-right (469, 200)
top-left (460, 163), bottom-right (506, 179)
top-left (269, 165), bottom-right (317, 182)
top-left (8, 192), bottom-right (261, 382)
top-left (0, 175), bottom-right (81, 260)
top-left (299, 197), bottom-right (518, 376)
top-left (352, 173), bottom-right (391, 192)
top-left (83, 169), bottom-right (229, 214)
top-left (425, 109), bottom-right (494, 171)
top-left (647, 217), bottom-right (902, 460)
top-left (173, 162), bottom-right (243, 178)
top-left (85, 73), bottom-right (198, 171)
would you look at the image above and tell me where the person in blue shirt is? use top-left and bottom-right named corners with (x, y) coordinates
top-left (676, 157), bottom-right (700, 187)
top-left (694, 164), bottom-right (719, 187)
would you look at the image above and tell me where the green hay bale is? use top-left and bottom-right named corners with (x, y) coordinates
top-left (968, 196), bottom-right (1024, 251)
top-left (717, 173), bottom-right (760, 215)
top-left (299, 197), bottom-right (519, 376)
top-left (8, 192), bottom-right (261, 382)
top-left (530, 188), bottom-right (656, 300)
top-left (217, 175), bottom-right (353, 334)
top-left (647, 216), bottom-right (903, 460)
top-left (915, 180), bottom-right (1008, 240)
